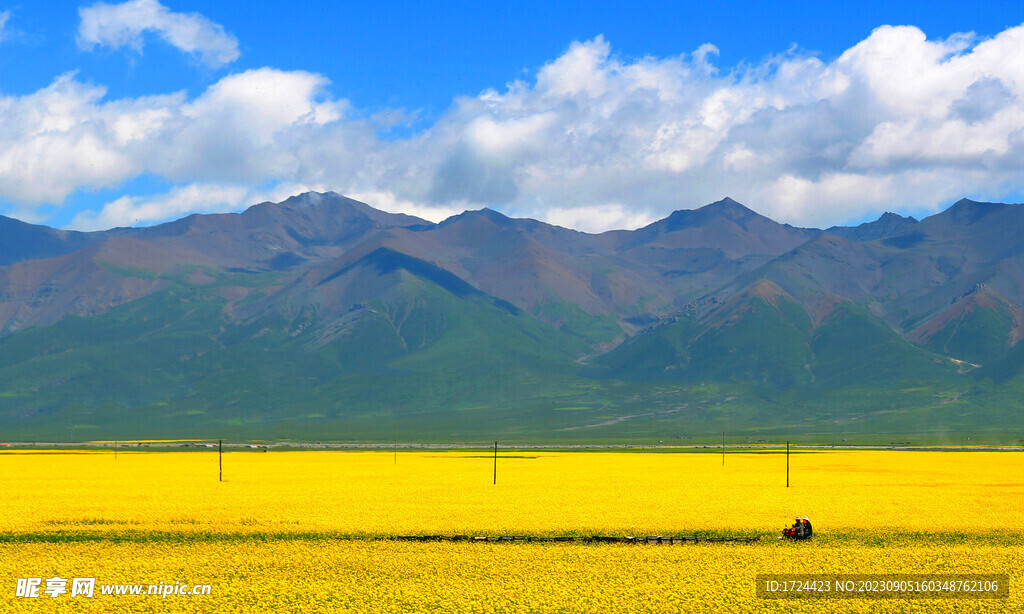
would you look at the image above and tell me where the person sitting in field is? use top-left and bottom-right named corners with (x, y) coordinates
top-left (781, 517), bottom-right (802, 539)
top-left (780, 516), bottom-right (813, 540)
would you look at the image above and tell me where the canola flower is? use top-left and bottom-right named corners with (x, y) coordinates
top-left (0, 449), bottom-right (1020, 612)
top-left (2, 539), bottom-right (1020, 613)
top-left (0, 449), bottom-right (1020, 535)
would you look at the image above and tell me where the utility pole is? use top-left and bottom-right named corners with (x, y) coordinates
top-left (493, 441), bottom-right (498, 485)
top-left (786, 441), bottom-right (790, 488)
top-left (219, 439), bottom-right (223, 482)
top-left (722, 432), bottom-right (725, 466)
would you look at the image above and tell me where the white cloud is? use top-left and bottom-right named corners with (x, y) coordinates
top-left (78, 0), bottom-right (239, 67)
top-left (9, 23), bottom-right (1024, 231)
top-left (0, 68), bottom-right (343, 206)
top-left (183, 69), bottom-right (341, 141)
top-left (69, 181), bottom-right (328, 230)
top-left (69, 183), bottom-right (246, 230)
top-left (0, 73), bottom-right (136, 203)
top-left (541, 204), bottom-right (656, 233)
top-left (345, 190), bottom-right (463, 223)
top-left (0, 10), bottom-right (10, 42)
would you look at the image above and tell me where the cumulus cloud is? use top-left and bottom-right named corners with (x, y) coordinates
top-left (78, 0), bottom-right (239, 67)
top-left (9, 23), bottom-right (1024, 231)
top-left (0, 67), bottom-right (343, 207)
top-left (0, 73), bottom-right (135, 203)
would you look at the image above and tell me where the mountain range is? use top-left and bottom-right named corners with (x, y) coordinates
top-left (2, 191), bottom-right (1023, 443)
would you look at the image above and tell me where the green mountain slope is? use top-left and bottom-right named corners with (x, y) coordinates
top-left (594, 280), bottom-right (814, 387)
top-left (908, 287), bottom-right (1018, 365)
top-left (0, 254), bottom-right (600, 440)
top-left (809, 302), bottom-right (956, 387)
top-left (595, 280), bottom-right (959, 391)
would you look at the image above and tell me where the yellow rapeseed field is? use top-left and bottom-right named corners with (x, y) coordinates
top-left (0, 449), bottom-right (1021, 612)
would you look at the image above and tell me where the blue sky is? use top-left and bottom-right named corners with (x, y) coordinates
top-left (1, 0), bottom-right (1024, 231)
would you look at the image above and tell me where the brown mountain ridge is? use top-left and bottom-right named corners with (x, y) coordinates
top-left (2, 192), bottom-right (1023, 441)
